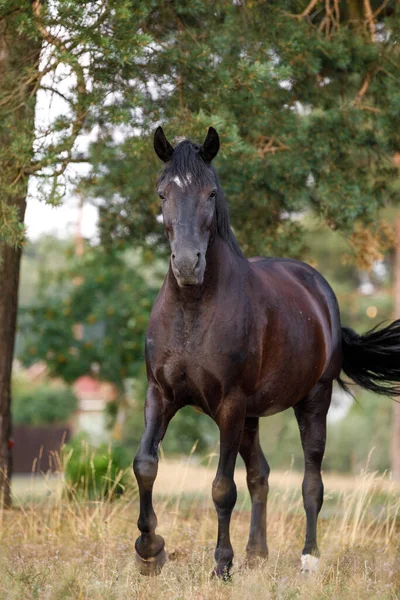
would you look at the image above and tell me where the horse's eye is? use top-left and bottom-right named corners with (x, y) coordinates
top-left (158, 192), bottom-right (165, 201)
top-left (208, 190), bottom-right (217, 200)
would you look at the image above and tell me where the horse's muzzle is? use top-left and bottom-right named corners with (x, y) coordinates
top-left (171, 251), bottom-right (204, 286)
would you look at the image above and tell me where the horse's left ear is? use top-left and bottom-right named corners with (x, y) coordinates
top-left (200, 127), bottom-right (220, 162)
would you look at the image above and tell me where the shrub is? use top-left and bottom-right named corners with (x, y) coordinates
top-left (63, 437), bottom-right (132, 500)
top-left (123, 404), bottom-right (218, 457)
top-left (13, 379), bottom-right (77, 426)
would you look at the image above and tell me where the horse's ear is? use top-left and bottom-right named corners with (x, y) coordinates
top-left (154, 126), bottom-right (174, 162)
top-left (200, 127), bottom-right (220, 162)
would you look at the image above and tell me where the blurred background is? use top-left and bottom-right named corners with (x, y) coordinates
top-left (2, 0), bottom-right (400, 487)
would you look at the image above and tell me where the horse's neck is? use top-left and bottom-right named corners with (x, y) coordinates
top-left (206, 236), bottom-right (244, 286)
top-left (166, 235), bottom-right (246, 303)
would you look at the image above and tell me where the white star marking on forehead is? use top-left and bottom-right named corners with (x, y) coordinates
top-left (172, 174), bottom-right (192, 188)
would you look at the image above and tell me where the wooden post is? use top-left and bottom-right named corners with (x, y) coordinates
top-left (391, 215), bottom-right (400, 480)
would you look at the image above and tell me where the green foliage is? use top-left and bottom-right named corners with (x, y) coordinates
top-left (302, 216), bottom-right (394, 331)
top-left (64, 437), bottom-right (132, 500)
top-left (18, 236), bottom-right (72, 310)
top-left (325, 391), bottom-right (393, 473)
top-left (12, 377), bottom-right (77, 426)
top-left (163, 407), bottom-right (218, 455)
top-left (258, 389), bottom-right (393, 474)
top-left (18, 244), bottom-right (163, 387)
top-left (83, 1), bottom-right (400, 260)
top-left (0, 0), bottom-right (154, 215)
top-left (123, 404), bottom-right (218, 456)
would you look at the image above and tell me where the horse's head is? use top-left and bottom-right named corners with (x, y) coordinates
top-left (154, 126), bottom-right (220, 287)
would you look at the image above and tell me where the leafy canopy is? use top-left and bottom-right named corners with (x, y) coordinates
top-left (0, 0), bottom-right (152, 245)
top-left (84, 0), bottom-right (400, 261)
top-left (2, 1), bottom-right (399, 261)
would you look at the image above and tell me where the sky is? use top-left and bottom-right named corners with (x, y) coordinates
top-left (25, 56), bottom-right (99, 241)
top-left (25, 195), bottom-right (98, 240)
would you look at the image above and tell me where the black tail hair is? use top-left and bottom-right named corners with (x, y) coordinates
top-left (338, 320), bottom-right (400, 397)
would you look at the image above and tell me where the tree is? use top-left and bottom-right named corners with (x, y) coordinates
top-left (86, 0), bottom-right (400, 263)
top-left (18, 243), bottom-right (161, 389)
top-left (0, 0), bottom-right (153, 504)
top-left (0, 1), bottom-right (41, 507)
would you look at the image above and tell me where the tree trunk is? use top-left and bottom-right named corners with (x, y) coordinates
top-left (391, 216), bottom-right (400, 480)
top-left (0, 8), bottom-right (42, 506)
top-left (0, 221), bottom-right (25, 506)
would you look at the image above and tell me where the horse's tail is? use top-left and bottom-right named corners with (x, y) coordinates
top-left (337, 320), bottom-right (400, 397)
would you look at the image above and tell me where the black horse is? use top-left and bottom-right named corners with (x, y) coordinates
top-left (133, 126), bottom-right (400, 578)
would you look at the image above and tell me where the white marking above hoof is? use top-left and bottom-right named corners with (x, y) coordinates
top-left (301, 554), bottom-right (319, 573)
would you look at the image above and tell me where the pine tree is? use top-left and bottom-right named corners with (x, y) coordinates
top-left (87, 0), bottom-right (400, 261)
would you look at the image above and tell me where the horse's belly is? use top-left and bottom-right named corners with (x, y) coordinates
top-left (245, 386), bottom-right (303, 418)
top-left (244, 347), bottom-right (326, 417)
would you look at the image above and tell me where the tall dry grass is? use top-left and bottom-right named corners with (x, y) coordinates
top-left (1, 452), bottom-right (400, 599)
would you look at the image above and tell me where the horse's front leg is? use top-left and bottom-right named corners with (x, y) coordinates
top-left (133, 383), bottom-right (177, 575)
top-left (212, 395), bottom-right (246, 579)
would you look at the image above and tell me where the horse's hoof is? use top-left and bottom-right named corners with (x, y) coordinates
top-left (211, 565), bottom-right (232, 582)
top-left (244, 552), bottom-right (268, 569)
top-left (136, 548), bottom-right (166, 576)
top-left (301, 554), bottom-right (319, 574)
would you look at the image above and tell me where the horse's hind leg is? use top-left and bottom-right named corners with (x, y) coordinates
top-left (133, 384), bottom-right (177, 576)
top-left (294, 381), bottom-right (332, 573)
top-left (239, 417), bottom-right (269, 566)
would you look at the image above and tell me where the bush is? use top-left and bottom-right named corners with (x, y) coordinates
top-left (123, 404), bottom-right (219, 457)
top-left (13, 378), bottom-right (77, 426)
top-left (63, 437), bottom-right (132, 500)
top-left (258, 389), bottom-right (393, 475)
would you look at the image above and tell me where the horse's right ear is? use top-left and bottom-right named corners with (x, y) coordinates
top-left (154, 126), bottom-right (174, 162)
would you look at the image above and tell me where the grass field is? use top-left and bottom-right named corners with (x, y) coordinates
top-left (2, 457), bottom-right (400, 599)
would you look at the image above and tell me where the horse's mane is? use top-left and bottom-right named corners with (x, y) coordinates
top-left (158, 140), bottom-right (243, 258)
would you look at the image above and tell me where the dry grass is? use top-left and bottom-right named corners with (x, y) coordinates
top-left (2, 457), bottom-right (400, 599)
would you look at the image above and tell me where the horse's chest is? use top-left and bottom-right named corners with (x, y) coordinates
top-left (147, 309), bottom-right (248, 404)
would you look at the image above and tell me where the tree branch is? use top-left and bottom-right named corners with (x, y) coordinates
top-left (354, 72), bottom-right (372, 104)
top-left (296, 0), bottom-right (321, 19)
top-left (373, 0), bottom-right (390, 19)
top-left (39, 85), bottom-right (73, 105)
top-left (257, 136), bottom-right (290, 157)
top-left (25, 155), bottom-right (89, 176)
top-left (363, 0), bottom-right (376, 41)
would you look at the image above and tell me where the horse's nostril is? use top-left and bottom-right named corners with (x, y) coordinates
top-left (172, 253), bottom-right (176, 260)
top-left (197, 253), bottom-right (201, 259)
